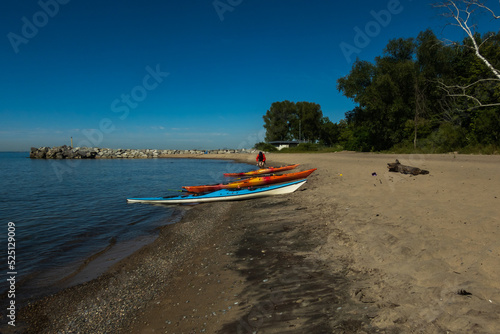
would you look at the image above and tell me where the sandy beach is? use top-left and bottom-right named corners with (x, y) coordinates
top-left (8, 152), bottom-right (500, 333)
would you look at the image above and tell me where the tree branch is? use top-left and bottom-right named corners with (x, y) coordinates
top-left (471, 0), bottom-right (500, 19)
top-left (436, 79), bottom-right (500, 110)
top-left (434, 1), bottom-right (500, 80)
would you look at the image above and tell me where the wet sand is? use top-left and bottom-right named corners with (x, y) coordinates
top-left (8, 152), bottom-right (500, 333)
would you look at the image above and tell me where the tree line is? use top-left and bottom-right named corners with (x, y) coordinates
top-left (261, 2), bottom-right (499, 153)
top-left (262, 101), bottom-right (339, 146)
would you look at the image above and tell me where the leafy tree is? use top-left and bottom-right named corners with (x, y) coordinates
top-left (318, 117), bottom-right (339, 146)
top-left (293, 102), bottom-right (323, 142)
top-left (336, 28), bottom-right (500, 152)
top-left (337, 37), bottom-right (419, 150)
top-left (337, 60), bottom-right (375, 105)
top-left (469, 108), bottom-right (500, 144)
top-left (262, 101), bottom-right (325, 143)
top-left (262, 100), bottom-right (296, 142)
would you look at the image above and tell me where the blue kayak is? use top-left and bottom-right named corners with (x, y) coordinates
top-left (127, 179), bottom-right (307, 204)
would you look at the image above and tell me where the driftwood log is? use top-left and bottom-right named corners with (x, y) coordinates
top-left (387, 159), bottom-right (429, 175)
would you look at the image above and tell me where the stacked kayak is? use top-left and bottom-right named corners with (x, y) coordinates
top-left (127, 165), bottom-right (316, 205)
top-left (224, 164), bottom-right (299, 177)
top-left (182, 168), bottom-right (316, 193)
top-left (127, 179), bottom-right (307, 204)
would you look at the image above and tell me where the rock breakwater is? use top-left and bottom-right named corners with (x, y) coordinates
top-left (30, 146), bottom-right (256, 159)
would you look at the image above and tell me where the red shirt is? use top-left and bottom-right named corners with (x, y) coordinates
top-left (256, 152), bottom-right (266, 162)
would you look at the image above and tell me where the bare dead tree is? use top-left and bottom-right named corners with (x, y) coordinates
top-left (435, 0), bottom-right (500, 79)
top-left (433, 0), bottom-right (500, 109)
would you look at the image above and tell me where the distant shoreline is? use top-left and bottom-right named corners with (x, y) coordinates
top-left (29, 146), bottom-right (258, 159)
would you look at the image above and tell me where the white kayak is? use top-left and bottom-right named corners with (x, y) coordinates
top-left (127, 179), bottom-right (307, 204)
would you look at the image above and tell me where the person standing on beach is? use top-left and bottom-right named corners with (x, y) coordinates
top-left (256, 151), bottom-right (266, 168)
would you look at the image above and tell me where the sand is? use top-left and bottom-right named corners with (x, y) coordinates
top-left (7, 152), bottom-right (500, 333)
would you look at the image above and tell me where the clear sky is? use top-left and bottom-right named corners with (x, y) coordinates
top-left (0, 0), bottom-right (495, 151)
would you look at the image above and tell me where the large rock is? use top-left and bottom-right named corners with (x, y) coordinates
top-left (30, 147), bottom-right (49, 159)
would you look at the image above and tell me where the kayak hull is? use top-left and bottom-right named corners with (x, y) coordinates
top-left (224, 164), bottom-right (299, 177)
top-left (183, 168), bottom-right (316, 193)
top-left (127, 179), bottom-right (307, 204)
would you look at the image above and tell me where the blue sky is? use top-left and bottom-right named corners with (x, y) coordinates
top-left (0, 0), bottom-right (496, 151)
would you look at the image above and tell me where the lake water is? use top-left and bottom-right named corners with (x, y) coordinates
top-left (0, 152), bottom-right (254, 302)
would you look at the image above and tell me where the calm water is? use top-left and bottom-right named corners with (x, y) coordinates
top-left (0, 152), bottom-right (253, 300)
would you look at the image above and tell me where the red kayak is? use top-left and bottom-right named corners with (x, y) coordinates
top-left (183, 168), bottom-right (316, 193)
top-left (224, 164), bottom-right (300, 177)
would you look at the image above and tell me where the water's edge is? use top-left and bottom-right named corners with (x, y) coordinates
top-left (0, 154), bottom-right (256, 310)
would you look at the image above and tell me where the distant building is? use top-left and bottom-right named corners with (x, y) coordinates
top-left (269, 141), bottom-right (300, 150)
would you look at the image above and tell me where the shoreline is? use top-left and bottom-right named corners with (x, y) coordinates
top-left (0, 196), bottom-right (189, 310)
top-left (5, 152), bottom-right (500, 333)
top-left (15, 200), bottom-right (240, 333)
top-left (1, 156), bottom-right (253, 306)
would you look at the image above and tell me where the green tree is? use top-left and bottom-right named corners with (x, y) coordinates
top-left (319, 117), bottom-right (339, 146)
top-left (294, 102), bottom-right (323, 142)
top-left (470, 108), bottom-right (500, 145)
top-left (337, 38), bottom-right (418, 150)
top-left (335, 15), bottom-right (500, 152)
top-left (262, 100), bottom-right (296, 142)
top-left (263, 101), bottom-right (325, 143)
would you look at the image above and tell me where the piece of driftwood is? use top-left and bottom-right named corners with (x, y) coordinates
top-left (387, 159), bottom-right (429, 175)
